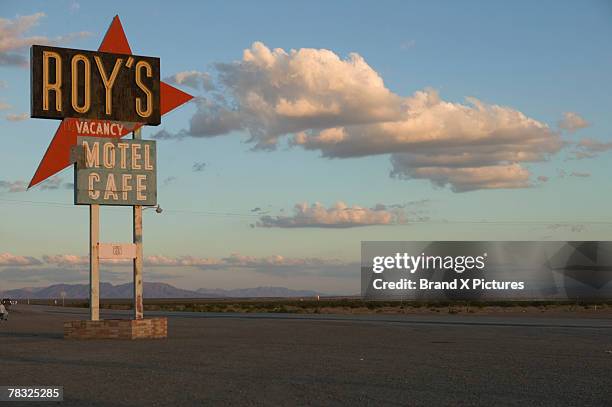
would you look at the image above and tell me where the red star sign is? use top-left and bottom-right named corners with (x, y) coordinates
top-left (29, 15), bottom-right (193, 188)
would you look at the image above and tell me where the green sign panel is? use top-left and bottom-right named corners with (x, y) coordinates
top-left (74, 136), bottom-right (157, 206)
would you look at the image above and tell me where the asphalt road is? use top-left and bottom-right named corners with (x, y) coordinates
top-left (0, 305), bottom-right (611, 406)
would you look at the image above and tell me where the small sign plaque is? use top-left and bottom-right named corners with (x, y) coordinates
top-left (74, 136), bottom-right (157, 206)
top-left (99, 243), bottom-right (137, 260)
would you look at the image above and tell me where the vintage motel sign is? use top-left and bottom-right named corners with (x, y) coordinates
top-left (31, 45), bottom-right (161, 125)
top-left (28, 16), bottom-right (193, 325)
top-left (28, 16), bottom-right (192, 188)
top-left (74, 136), bottom-right (157, 206)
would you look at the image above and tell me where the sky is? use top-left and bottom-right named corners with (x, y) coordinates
top-left (1, 0), bottom-right (611, 293)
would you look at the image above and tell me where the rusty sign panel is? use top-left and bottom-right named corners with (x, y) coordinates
top-left (74, 136), bottom-right (157, 206)
top-left (31, 45), bottom-right (160, 125)
top-left (99, 243), bottom-right (137, 260)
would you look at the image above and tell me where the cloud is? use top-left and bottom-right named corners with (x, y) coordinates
top-left (385, 199), bottom-right (432, 221)
top-left (558, 112), bottom-right (589, 133)
top-left (178, 96), bottom-right (243, 138)
top-left (192, 161), bottom-right (206, 172)
top-left (567, 137), bottom-right (612, 160)
top-left (147, 253), bottom-right (351, 271)
top-left (162, 176), bottom-right (178, 186)
top-left (0, 180), bottom-right (27, 192)
top-left (33, 253), bottom-right (353, 275)
top-left (218, 253), bottom-right (351, 272)
top-left (165, 71), bottom-right (214, 91)
top-left (256, 201), bottom-right (406, 228)
top-left (149, 254), bottom-right (357, 278)
top-left (296, 90), bottom-right (561, 192)
top-left (0, 83), bottom-right (10, 111)
top-left (577, 138), bottom-right (612, 153)
top-left (402, 199), bottom-right (432, 207)
top-left (159, 42), bottom-right (562, 192)
top-left (6, 112), bottom-right (28, 121)
top-left (0, 252), bottom-right (357, 283)
top-left (0, 176), bottom-right (69, 193)
top-left (0, 13), bottom-right (90, 66)
top-left (0, 266), bottom-right (88, 283)
top-left (203, 42), bottom-right (404, 147)
top-left (42, 254), bottom-right (88, 266)
top-left (0, 253), bottom-right (42, 266)
top-left (151, 129), bottom-right (185, 140)
top-left (556, 169), bottom-right (591, 179)
top-left (144, 255), bottom-right (222, 267)
top-left (43, 254), bottom-right (210, 268)
top-left (546, 224), bottom-right (586, 233)
top-left (400, 40), bottom-right (416, 50)
top-left (42, 254), bottom-right (139, 267)
top-left (39, 175), bottom-right (64, 190)
top-left (390, 159), bottom-right (532, 193)
top-left (566, 151), bottom-right (595, 160)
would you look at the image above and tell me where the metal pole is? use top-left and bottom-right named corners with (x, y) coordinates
top-left (90, 204), bottom-right (100, 321)
top-left (133, 127), bottom-right (144, 320)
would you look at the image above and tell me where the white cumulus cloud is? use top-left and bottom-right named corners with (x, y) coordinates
top-left (256, 201), bottom-right (405, 228)
top-left (165, 70), bottom-right (214, 91)
top-left (0, 13), bottom-right (90, 66)
top-left (559, 112), bottom-right (589, 133)
top-left (568, 137), bottom-right (612, 160)
top-left (0, 180), bottom-right (27, 192)
top-left (154, 42), bottom-right (564, 192)
top-left (0, 253), bottom-right (42, 266)
top-left (38, 253), bottom-right (351, 271)
top-left (144, 255), bottom-right (222, 267)
top-left (6, 112), bottom-right (28, 122)
top-left (42, 254), bottom-right (88, 266)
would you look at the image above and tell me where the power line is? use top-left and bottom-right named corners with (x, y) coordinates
top-left (0, 198), bottom-right (74, 208)
top-left (0, 198), bottom-right (260, 218)
top-left (0, 197), bottom-right (611, 225)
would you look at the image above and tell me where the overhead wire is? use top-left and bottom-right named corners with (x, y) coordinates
top-left (0, 197), bottom-right (611, 225)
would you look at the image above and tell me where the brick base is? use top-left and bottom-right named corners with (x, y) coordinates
top-left (64, 318), bottom-right (167, 340)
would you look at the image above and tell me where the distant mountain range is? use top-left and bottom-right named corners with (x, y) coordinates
top-left (196, 287), bottom-right (322, 298)
top-left (0, 282), bottom-right (324, 299)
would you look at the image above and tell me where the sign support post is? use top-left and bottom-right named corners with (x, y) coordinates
top-left (133, 128), bottom-right (144, 320)
top-left (89, 204), bottom-right (100, 321)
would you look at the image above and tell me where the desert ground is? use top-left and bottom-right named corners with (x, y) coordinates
top-left (0, 304), bottom-right (611, 406)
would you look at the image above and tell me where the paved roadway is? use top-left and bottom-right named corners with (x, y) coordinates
top-left (0, 305), bottom-right (611, 406)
